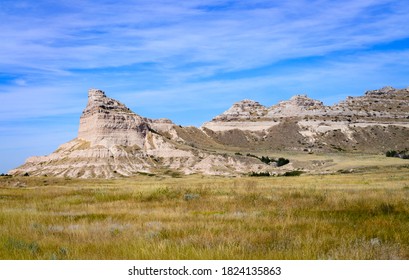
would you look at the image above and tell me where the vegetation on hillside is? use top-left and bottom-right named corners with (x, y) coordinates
top-left (386, 150), bottom-right (409, 159)
top-left (245, 153), bottom-right (290, 167)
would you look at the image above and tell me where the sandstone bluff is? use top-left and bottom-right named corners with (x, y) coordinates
top-left (10, 87), bottom-right (409, 178)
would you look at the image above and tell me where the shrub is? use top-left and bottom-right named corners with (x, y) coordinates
top-left (246, 153), bottom-right (259, 158)
top-left (386, 150), bottom-right (409, 159)
top-left (245, 154), bottom-right (290, 166)
top-left (281, 170), bottom-right (303, 177)
top-left (386, 150), bottom-right (398, 157)
top-left (276, 157), bottom-right (290, 167)
top-left (249, 171), bottom-right (270, 177)
top-left (260, 156), bottom-right (273, 164)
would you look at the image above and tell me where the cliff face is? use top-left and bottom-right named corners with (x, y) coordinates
top-left (202, 87), bottom-right (409, 153)
top-left (78, 89), bottom-right (150, 148)
top-left (9, 89), bottom-right (273, 178)
top-left (205, 87), bottom-right (409, 124)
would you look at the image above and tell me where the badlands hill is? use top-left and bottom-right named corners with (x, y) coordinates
top-left (10, 89), bottom-right (271, 178)
top-left (10, 86), bottom-right (409, 178)
top-left (203, 86), bottom-right (409, 153)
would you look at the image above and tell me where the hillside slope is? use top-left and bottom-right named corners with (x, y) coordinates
top-left (201, 87), bottom-right (409, 153)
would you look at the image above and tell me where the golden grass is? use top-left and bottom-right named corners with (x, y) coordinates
top-left (1, 166), bottom-right (408, 259)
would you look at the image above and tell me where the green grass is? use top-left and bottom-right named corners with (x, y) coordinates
top-left (0, 166), bottom-right (408, 259)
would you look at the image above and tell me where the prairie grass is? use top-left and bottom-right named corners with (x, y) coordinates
top-left (0, 166), bottom-right (408, 259)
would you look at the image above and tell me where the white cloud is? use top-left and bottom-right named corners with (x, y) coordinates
top-left (13, 79), bottom-right (27, 86)
top-left (2, 0), bottom-right (409, 76)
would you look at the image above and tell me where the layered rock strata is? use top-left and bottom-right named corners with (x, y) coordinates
top-left (10, 89), bottom-right (273, 178)
top-left (78, 89), bottom-right (150, 148)
top-left (202, 87), bottom-right (409, 153)
top-left (9, 86), bottom-right (409, 178)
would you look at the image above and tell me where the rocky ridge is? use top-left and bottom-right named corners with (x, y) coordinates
top-left (202, 86), bottom-right (409, 153)
top-left (9, 86), bottom-right (409, 178)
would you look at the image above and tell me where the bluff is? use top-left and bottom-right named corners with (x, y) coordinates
top-left (9, 89), bottom-right (272, 178)
top-left (9, 86), bottom-right (409, 178)
top-left (78, 89), bottom-right (150, 148)
top-left (202, 86), bottom-right (409, 153)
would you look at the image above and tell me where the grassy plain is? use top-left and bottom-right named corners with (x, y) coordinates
top-left (1, 164), bottom-right (409, 260)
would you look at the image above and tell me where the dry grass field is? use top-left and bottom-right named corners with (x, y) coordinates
top-left (1, 163), bottom-right (408, 260)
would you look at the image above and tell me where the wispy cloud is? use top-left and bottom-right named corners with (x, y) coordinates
top-left (2, 0), bottom-right (408, 75)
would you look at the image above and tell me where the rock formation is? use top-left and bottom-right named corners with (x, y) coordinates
top-left (9, 89), bottom-right (273, 178)
top-left (9, 86), bottom-right (409, 178)
top-left (202, 86), bottom-right (409, 153)
top-left (78, 89), bottom-right (150, 148)
top-left (211, 99), bottom-right (268, 121)
top-left (267, 95), bottom-right (326, 117)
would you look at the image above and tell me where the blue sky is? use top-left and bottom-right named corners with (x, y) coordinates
top-left (1, 0), bottom-right (409, 173)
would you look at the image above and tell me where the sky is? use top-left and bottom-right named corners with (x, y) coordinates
top-left (1, 0), bottom-right (409, 173)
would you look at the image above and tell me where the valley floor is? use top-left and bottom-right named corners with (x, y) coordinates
top-left (1, 163), bottom-right (408, 259)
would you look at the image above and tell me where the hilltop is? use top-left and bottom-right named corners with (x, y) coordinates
top-left (202, 86), bottom-right (409, 153)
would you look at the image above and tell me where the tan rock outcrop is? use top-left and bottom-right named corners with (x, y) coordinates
top-left (10, 89), bottom-right (274, 178)
top-left (78, 89), bottom-right (150, 148)
top-left (10, 86), bottom-right (409, 178)
top-left (211, 99), bottom-right (268, 121)
top-left (202, 87), bottom-right (409, 153)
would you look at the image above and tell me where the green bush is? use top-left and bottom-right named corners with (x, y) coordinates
top-left (249, 171), bottom-right (270, 177)
top-left (281, 170), bottom-right (303, 177)
top-left (246, 153), bottom-right (259, 158)
top-left (386, 150), bottom-right (409, 159)
top-left (260, 156), bottom-right (272, 164)
top-left (245, 154), bottom-right (290, 166)
top-left (386, 150), bottom-right (398, 157)
top-left (277, 157), bottom-right (290, 167)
